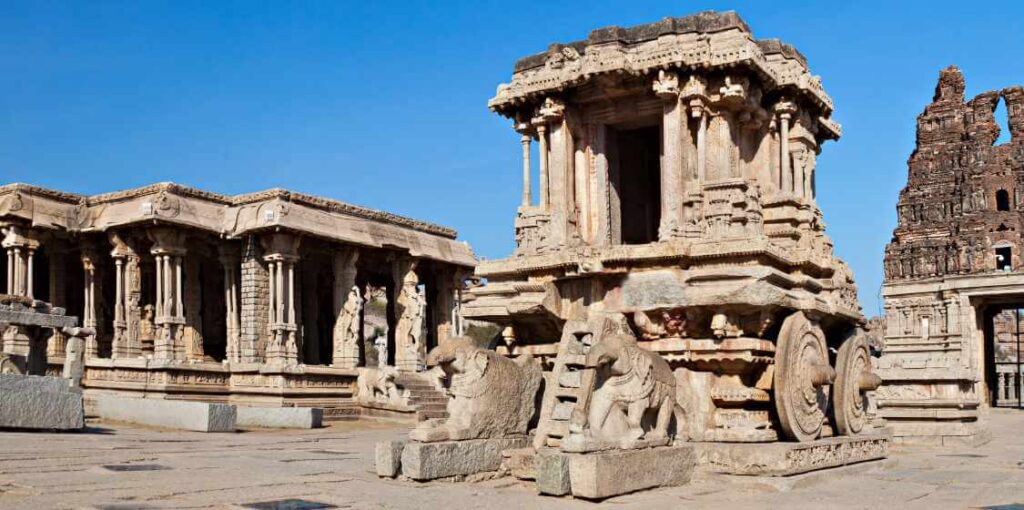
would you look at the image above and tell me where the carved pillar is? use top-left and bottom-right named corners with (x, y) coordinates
top-left (218, 244), bottom-right (241, 363)
top-left (775, 101), bottom-right (796, 194)
top-left (239, 236), bottom-right (267, 363)
top-left (108, 232), bottom-right (141, 359)
top-left (80, 247), bottom-right (99, 359)
top-left (149, 228), bottom-right (186, 361)
top-left (46, 245), bottom-right (68, 357)
top-left (393, 258), bottom-right (424, 372)
top-left (683, 75), bottom-right (710, 185)
top-left (537, 123), bottom-right (550, 209)
top-left (262, 233), bottom-right (301, 366)
top-left (331, 247), bottom-right (360, 367)
top-left (519, 126), bottom-right (533, 207)
top-left (1, 225), bottom-right (38, 297)
top-left (654, 70), bottom-right (683, 239)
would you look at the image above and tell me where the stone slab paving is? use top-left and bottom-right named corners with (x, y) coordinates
top-left (1, 410), bottom-right (1022, 509)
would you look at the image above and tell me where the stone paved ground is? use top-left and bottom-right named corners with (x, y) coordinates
top-left (1, 410), bottom-right (1022, 510)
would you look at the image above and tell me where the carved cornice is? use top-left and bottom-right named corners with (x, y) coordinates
top-left (490, 10), bottom-right (834, 117)
top-left (0, 181), bottom-right (459, 240)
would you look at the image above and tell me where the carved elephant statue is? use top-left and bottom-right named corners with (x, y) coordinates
top-left (581, 333), bottom-right (677, 442)
top-left (410, 336), bottom-right (542, 442)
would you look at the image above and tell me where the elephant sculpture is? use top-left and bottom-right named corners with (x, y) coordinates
top-left (572, 333), bottom-right (678, 445)
top-left (410, 336), bottom-right (542, 443)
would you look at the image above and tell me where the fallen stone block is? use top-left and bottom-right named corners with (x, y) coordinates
top-left (0, 374), bottom-right (84, 431)
top-left (697, 430), bottom-right (890, 476)
top-left (534, 448), bottom-right (571, 496)
top-left (92, 396), bottom-right (236, 432)
top-left (376, 440), bottom-right (406, 477)
top-left (394, 437), bottom-right (528, 481)
top-left (567, 445), bottom-right (696, 500)
top-left (236, 406), bottom-right (323, 429)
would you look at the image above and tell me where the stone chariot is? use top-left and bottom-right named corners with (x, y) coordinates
top-left (463, 10), bottom-right (885, 448)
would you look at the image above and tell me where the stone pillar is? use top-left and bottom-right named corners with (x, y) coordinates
top-left (1, 225), bottom-right (38, 298)
top-left (183, 255), bottom-right (204, 361)
top-left (149, 228), bottom-right (186, 362)
top-left (393, 257), bottom-right (425, 372)
top-left (683, 75), bottom-right (710, 185)
top-left (775, 101), bottom-right (796, 194)
top-left (331, 247), bottom-right (361, 368)
top-left (262, 233), bottom-right (301, 366)
top-left (46, 246), bottom-right (68, 357)
top-left (80, 247), bottom-right (100, 359)
top-left (537, 124), bottom-right (550, 209)
top-left (654, 70), bottom-right (683, 239)
top-left (433, 267), bottom-right (465, 345)
top-left (519, 127), bottom-right (533, 207)
top-left (108, 232), bottom-right (142, 359)
top-left (238, 236), bottom-right (267, 363)
top-left (218, 244), bottom-right (241, 363)
top-left (537, 97), bottom-right (569, 244)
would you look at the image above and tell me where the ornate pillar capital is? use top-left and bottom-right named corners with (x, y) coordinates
top-left (652, 70), bottom-right (680, 101)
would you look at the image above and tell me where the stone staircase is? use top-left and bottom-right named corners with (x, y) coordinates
top-left (322, 371), bottom-right (449, 424)
top-left (394, 372), bottom-right (449, 422)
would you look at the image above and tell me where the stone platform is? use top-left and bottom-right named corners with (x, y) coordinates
top-left (536, 446), bottom-right (697, 500)
top-left (376, 437), bottom-right (528, 481)
top-left (0, 374), bottom-right (84, 431)
top-left (696, 431), bottom-right (891, 476)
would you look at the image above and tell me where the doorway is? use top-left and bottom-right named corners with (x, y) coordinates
top-left (985, 306), bottom-right (1024, 409)
top-left (610, 124), bottom-right (661, 245)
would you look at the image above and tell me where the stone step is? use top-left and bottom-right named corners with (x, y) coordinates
top-left (415, 410), bottom-right (448, 421)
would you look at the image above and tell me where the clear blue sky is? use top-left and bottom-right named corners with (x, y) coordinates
top-left (2, 1), bottom-right (1023, 317)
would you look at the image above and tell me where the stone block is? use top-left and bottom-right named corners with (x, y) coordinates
top-left (697, 431), bottom-right (890, 476)
top-left (399, 437), bottom-right (528, 481)
top-left (376, 440), bottom-right (406, 478)
top-left (534, 448), bottom-right (571, 496)
top-left (503, 447), bottom-right (536, 480)
top-left (0, 374), bottom-right (84, 431)
top-left (92, 396), bottom-right (236, 432)
top-left (567, 445), bottom-right (696, 500)
top-left (236, 406), bottom-right (322, 429)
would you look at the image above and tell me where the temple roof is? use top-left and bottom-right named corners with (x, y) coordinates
top-left (0, 182), bottom-right (476, 267)
top-left (489, 10), bottom-right (833, 118)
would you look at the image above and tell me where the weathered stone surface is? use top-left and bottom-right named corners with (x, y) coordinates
top-left (92, 395), bottom-right (236, 432)
top-left (698, 431), bottom-right (891, 476)
top-left (409, 337), bottom-right (541, 443)
top-left (880, 66), bottom-right (1024, 443)
top-left (462, 10), bottom-right (865, 446)
top-left (398, 437), bottom-right (527, 481)
top-left (375, 440), bottom-right (406, 478)
top-left (503, 447), bottom-right (536, 480)
top-left (0, 374), bottom-right (83, 430)
top-left (534, 449), bottom-right (571, 496)
top-left (567, 445), bottom-right (696, 500)
top-left (235, 406), bottom-right (322, 429)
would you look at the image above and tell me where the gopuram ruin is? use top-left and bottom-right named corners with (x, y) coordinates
top-left (879, 66), bottom-right (1024, 444)
top-left (379, 11), bottom-right (889, 499)
top-left (0, 182), bottom-right (474, 416)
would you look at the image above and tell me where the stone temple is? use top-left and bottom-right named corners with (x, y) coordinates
top-left (0, 182), bottom-right (474, 411)
top-left (879, 66), bottom-right (1024, 444)
top-left (462, 10), bottom-right (879, 448)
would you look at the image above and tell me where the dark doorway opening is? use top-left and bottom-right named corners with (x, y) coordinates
top-left (611, 124), bottom-right (661, 245)
top-left (996, 189), bottom-right (1011, 211)
top-left (984, 306), bottom-right (1024, 409)
top-left (996, 246), bottom-right (1012, 271)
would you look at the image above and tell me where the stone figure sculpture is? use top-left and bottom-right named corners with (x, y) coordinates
top-left (565, 333), bottom-right (678, 450)
top-left (409, 336), bottom-right (542, 442)
top-left (373, 334), bottom-right (388, 368)
top-left (333, 285), bottom-right (363, 367)
top-left (357, 366), bottom-right (409, 407)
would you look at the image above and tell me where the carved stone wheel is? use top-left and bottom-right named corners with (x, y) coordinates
top-left (773, 312), bottom-right (832, 442)
top-left (833, 333), bottom-right (878, 436)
